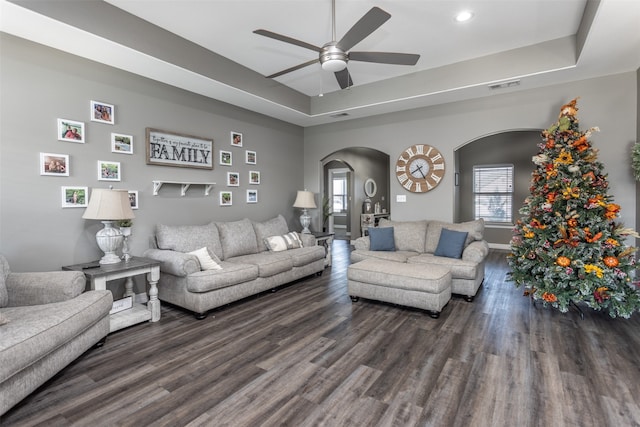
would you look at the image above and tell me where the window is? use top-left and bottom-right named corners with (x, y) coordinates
top-left (473, 165), bottom-right (514, 224)
top-left (332, 176), bottom-right (347, 212)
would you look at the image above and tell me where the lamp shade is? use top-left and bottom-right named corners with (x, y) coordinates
top-left (293, 190), bottom-right (317, 209)
top-left (83, 188), bottom-right (135, 220)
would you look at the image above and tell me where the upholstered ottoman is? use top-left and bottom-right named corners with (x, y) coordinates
top-left (347, 259), bottom-right (452, 318)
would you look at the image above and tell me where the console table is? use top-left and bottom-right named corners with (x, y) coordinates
top-left (361, 213), bottom-right (391, 236)
top-left (63, 257), bottom-right (161, 333)
top-left (312, 231), bottom-right (334, 267)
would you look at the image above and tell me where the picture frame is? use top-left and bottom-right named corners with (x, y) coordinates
top-left (40, 152), bottom-right (69, 176)
top-left (227, 172), bottom-right (239, 187)
top-left (220, 191), bottom-right (232, 206)
top-left (247, 189), bottom-right (258, 204)
top-left (146, 128), bottom-right (213, 170)
top-left (249, 170), bottom-right (260, 185)
top-left (61, 186), bottom-right (88, 208)
top-left (57, 119), bottom-right (85, 143)
top-left (128, 190), bottom-right (139, 209)
top-left (245, 150), bottom-right (256, 164)
top-left (98, 160), bottom-right (121, 181)
top-left (91, 100), bottom-right (115, 124)
top-left (220, 150), bottom-right (232, 166)
top-left (111, 133), bottom-right (133, 154)
top-left (231, 131), bottom-right (243, 147)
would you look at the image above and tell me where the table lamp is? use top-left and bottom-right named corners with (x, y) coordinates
top-left (293, 190), bottom-right (316, 234)
top-left (83, 188), bottom-right (135, 264)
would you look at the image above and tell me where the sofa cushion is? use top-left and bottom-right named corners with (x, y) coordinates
top-left (286, 246), bottom-right (326, 267)
top-left (351, 250), bottom-right (418, 264)
top-left (156, 222), bottom-right (223, 260)
top-left (378, 219), bottom-right (428, 253)
top-left (229, 252), bottom-right (293, 277)
top-left (188, 247), bottom-right (222, 270)
top-left (0, 255), bottom-right (9, 307)
top-left (425, 219), bottom-right (484, 254)
top-left (369, 227), bottom-right (395, 251)
top-left (408, 254), bottom-right (479, 280)
top-left (434, 228), bottom-right (468, 259)
top-left (217, 218), bottom-right (259, 259)
top-left (0, 312), bottom-right (8, 326)
top-left (264, 232), bottom-right (302, 252)
top-left (253, 215), bottom-right (289, 252)
top-left (186, 262), bottom-right (259, 292)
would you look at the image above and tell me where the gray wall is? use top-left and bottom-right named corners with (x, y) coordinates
top-left (0, 34), bottom-right (304, 271)
top-left (304, 72), bottom-right (638, 248)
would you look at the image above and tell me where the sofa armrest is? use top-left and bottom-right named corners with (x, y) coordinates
top-left (143, 248), bottom-right (200, 277)
top-left (353, 236), bottom-right (370, 251)
top-left (6, 270), bottom-right (86, 307)
top-left (462, 240), bottom-right (490, 263)
top-left (299, 233), bottom-right (317, 247)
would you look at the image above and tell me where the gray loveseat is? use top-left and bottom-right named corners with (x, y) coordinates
top-left (143, 215), bottom-right (325, 319)
top-left (0, 254), bottom-right (112, 416)
top-left (351, 218), bottom-right (490, 301)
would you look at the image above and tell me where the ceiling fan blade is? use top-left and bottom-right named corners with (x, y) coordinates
top-left (254, 29), bottom-right (322, 53)
top-left (266, 58), bottom-right (320, 79)
top-left (336, 7), bottom-right (391, 52)
top-left (334, 68), bottom-right (353, 89)
top-left (349, 51), bottom-right (420, 66)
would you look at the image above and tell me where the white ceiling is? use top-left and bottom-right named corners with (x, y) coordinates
top-left (2, 0), bottom-right (639, 127)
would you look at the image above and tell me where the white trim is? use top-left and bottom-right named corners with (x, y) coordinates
top-left (489, 243), bottom-right (511, 250)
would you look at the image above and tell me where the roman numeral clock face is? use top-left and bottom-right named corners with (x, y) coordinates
top-left (396, 144), bottom-right (446, 193)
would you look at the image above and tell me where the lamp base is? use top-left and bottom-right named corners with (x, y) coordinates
top-left (96, 221), bottom-right (124, 264)
top-left (300, 208), bottom-right (311, 234)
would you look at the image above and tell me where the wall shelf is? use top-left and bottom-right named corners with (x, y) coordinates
top-left (152, 180), bottom-right (215, 196)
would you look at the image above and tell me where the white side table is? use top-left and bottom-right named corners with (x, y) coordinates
top-left (63, 257), bottom-right (161, 333)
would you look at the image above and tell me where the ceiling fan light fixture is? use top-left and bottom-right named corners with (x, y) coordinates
top-left (322, 58), bottom-right (347, 72)
top-left (320, 44), bottom-right (348, 72)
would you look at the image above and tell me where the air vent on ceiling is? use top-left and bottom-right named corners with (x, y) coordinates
top-left (330, 112), bottom-right (350, 118)
top-left (488, 79), bottom-right (521, 90)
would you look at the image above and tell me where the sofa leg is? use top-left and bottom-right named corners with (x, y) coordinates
top-left (194, 312), bottom-right (208, 320)
top-left (94, 336), bottom-right (107, 348)
top-left (464, 295), bottom-right (475, 303)
top-left (316, 270), bottom-right (323, 276)
top-left (350, 296), bottom-right (359, 302)
top-left (429, 311), bottom-right (440, 319)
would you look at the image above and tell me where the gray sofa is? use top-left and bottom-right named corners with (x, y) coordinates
top-left (351, 218), bottom-right (490, 301)
top-left (0, 254), bottom-right (113, 416)
top-left (143, 215), bottom-right (325, 319)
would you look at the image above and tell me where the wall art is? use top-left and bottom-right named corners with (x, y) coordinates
top-left (61, 186), bottom-right (88, 208)
top-left (247, 189), bottom-right (258, 203)
top-left (98, 160), bottom-right (121, 181)
top-left (111, 133), bottom-right (133, 154)
top-left (57, 119), bottom-right (85, 143)
top-left (91, 100), bottom-right (114, 124)
top-left (40, 152), bottom-right (69, 176)
top-left (146, 128), bottom-right (213, 170)
top-left (245, 150), bottom-right (256, 164)
top-left (128, 190), bottom-right (139, 209)
top-left (231, 131), bottom-right (242, 147)
top-left (220, 191), bottom-right (232, 206)
top-left (249, 170), bottom-right (260, 185)
top-left (220, 150), bottom-right (232, 166)
top-left (227, 172), bottom-right (239, 186)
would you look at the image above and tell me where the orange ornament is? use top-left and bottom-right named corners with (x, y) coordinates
top-left (603, 256), bottom-right (619, 268)
top-left (542, 292), bottom-right (558, 303)
top-left (556, 256), bottom-right (571, 267)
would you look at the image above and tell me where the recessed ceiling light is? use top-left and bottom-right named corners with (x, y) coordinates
top-left (455, 10), bottom-right (474, 22)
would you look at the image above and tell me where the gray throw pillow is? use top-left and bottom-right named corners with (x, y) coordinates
top-left (369, 227), bottom-right (396, 251)
top-left (434, 228), bottom-right (468, 259)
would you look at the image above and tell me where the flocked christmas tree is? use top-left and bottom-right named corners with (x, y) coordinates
top-left (508, 98), bottom-right (640, 318)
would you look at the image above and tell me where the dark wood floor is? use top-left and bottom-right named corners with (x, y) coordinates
top-left (3, 241), bottom-right (640, 426)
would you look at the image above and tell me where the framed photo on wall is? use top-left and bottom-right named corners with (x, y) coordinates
top-left (61, 186), bottom-right (88, 208)
top-left (57, 119), bottom-right (85, 143)
top-left (98, 160), bottom-right (121, 181)
top-left (231, 131), bottom-right (242, 147)
top-left (220, 191), bottom-right (232, 206)
top-left (128, 190), bottom-right (139, 209)
top-left (220, 150), bottom-right (232, 166)
top-left (111, 133), bottom-right (133, 154)
top-left (40, 152), bottom-right (69, 176)
top-left (247, 189), bottom-right (258, 203)
top-left (245, 150), bottom-right (256, 164)
top-left (91, 100), bottom-right (115, 124)
top-left (249, 170), bottom-right (260, 185)
top-left (227, 172), bottom-right (239, 186)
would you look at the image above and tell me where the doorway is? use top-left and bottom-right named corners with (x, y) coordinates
top-left (329, 168), bottom-right (351, 239)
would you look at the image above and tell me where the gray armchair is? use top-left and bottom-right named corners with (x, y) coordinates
top-left (0, 254), bottom-right (113, 416)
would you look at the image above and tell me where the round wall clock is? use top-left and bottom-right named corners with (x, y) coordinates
top-left (395, 144), bottom-right (446, 193)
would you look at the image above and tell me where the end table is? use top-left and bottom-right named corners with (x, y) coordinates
top-left (63, 257), bottom-right (161, 333)
top-left (312, 231), bottom-right (334, 267)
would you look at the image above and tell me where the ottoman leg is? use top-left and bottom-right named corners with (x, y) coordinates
top-left (350, 296), bottom-right (359, 302)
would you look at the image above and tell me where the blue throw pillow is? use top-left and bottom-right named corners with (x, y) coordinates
top-left (434, 228), bottom-right (468, 259)
top-left (369, 227), bottom-right (396, 251)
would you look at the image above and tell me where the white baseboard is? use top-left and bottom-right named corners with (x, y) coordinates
top-left (489, 243), bottom-right (511, 251)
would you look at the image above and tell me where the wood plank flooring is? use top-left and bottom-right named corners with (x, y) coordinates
top-left (3, 240), bottom-right (640, 426)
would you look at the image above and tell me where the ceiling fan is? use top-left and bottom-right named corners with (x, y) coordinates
top-left (254, 0), bottom-right (420, 90)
